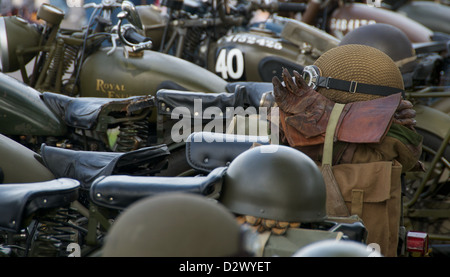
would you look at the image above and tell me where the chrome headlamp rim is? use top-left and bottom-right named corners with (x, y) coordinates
top-left (0, 17), bottom-right (9, 72)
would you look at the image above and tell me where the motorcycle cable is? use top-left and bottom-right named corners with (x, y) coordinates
top-left (71, 6), bottom-right (107, 96)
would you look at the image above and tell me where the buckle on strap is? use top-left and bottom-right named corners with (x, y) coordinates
top-left (317, 76), bottom-right (332, 89)
top-left (349, 81), bottom-right (358, 93)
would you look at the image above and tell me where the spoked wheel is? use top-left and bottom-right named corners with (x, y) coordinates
top-left (403, 128), bottom-right (450, 243)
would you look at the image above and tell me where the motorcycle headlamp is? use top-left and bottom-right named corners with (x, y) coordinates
top-left (302, 65), bottom-right (404, 97)
top-left (0, 16), bottom-right (41, 73)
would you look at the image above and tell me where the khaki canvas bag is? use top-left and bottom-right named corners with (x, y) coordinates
top-left (321, 103), bottom-right (403, 257)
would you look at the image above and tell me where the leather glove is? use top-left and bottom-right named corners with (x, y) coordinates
top-left (393, 99), bottom-right (417, 130)
top-left (272, 68), bottom-right (334, 138)
top-left (272, 68), bottom-right (402, 147)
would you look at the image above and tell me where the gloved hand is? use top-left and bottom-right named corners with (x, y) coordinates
top-left (272, 68), bottom-right (335, 138)
top-left (272, 68), bottom-right (403, 148)
top-left (393, 99), bottom-right (416, 130)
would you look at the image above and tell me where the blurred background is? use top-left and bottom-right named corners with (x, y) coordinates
top-left (0, 0), bottom-right (157, 29)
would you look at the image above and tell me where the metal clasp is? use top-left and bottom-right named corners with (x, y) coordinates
top-left (349, 81), bottom-right (358, 93)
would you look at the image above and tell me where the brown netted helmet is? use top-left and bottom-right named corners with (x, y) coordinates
top-left (313, 44), bottom-right (404, 104)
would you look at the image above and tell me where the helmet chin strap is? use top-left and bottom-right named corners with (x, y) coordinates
top-left (394, 55), bottom-right (417, 68)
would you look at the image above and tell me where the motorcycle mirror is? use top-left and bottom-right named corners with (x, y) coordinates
top-left (121, 0), bottom-right (143, 31)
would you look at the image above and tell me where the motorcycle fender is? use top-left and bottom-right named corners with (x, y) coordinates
top-left (414, 104), bottom-right (450, 139)
top-left (0, 73), bottom-right (67, 136)
top-left (79, 48), bottom-right (228, 98)
top-left (329, 3), bottom-right (433, 42)
top-left (397, 1), bottom-right (450, 35)
top-left (0, 134), bottom-right (55, 183)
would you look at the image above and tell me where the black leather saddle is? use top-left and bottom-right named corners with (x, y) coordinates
top-left (40, 144), bottom-right (170, 189)
top-left (156, 82), bottom-right (271, 118)
top-left (0, 178), bottom-right (79, 232)
top-left (41, 92), bottom-right (155, 129)
top-left (90, 167), bottom-right (227, 209)
top-left (185, 132), bottom-right (270, 173)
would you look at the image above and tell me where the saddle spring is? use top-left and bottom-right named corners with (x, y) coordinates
top-left (183, 27), bottom-right (203, 65)
top-left (114, 120), bottom-right (150, 152)
top-left (44, 39), bottom-right (80, 95)
top-left (29, 207), bottom-right (82, 257)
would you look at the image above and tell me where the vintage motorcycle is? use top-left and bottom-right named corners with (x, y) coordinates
top-left (299, 0), bottom-right (443, 42)
top-left (154, 82), bottom-right (449, 252)
top-left (137, 0), bottom-right (449, 113)
top-left (0, 0), bottom-right (232, 167)
top-left (138, 0), bottom-right (450, 233)
top-left (137, 0), bottom-right (339, 82)
top-left (0, 132), bottom-right (374, 257)
top-left (0, 132), bottom-right (221, 257)
top-left (2, 0), bottom-right (449, 244)
top-left (0, 71), bottom-right (158, 152)
top-left (300, 0), bottom-right (450, 88)
top-left (361, 0), bottom-right (450, 36)
top-left (0, 0), bottom-right (228, 96)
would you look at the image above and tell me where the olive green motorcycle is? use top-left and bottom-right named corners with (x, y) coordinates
top-left (0, 132), bottom-right (221, 257)
top-left (0, 1), bottom-right (227, 96)
top-left (0, 132), bottom-right (369, 257)
top-left (138, 0), bottom-right (338, 82)
top-left (0, 0), bottom-right (229, 160)
top-left (138, 0), bottom-right (450, 244)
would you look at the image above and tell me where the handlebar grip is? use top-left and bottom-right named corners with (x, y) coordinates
top-left (277, 2), bottom-right (306, 12)
top-left (123, 28), bottom-right (152, 44)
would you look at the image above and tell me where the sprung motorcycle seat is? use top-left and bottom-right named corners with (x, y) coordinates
top-left (186, 132), bottom-right (270, 173)
top-left (90, 167), bottom-right (227, 210)
top-left (0, 178), bottom-right (79, 233)
top-left (40, 144), bottom-right (170, 189)
top-left (157, 90), bottom-right (239, 118)
top-left (41, 92), bottom-right (154, 129)
top-left (156, 84), bottom-right (266, 118)
top-left (225, 82), bottom-right (273, 105)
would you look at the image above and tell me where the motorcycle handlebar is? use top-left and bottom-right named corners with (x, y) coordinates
top-left (123, 27), bottom-right (152, 44)
top-left (276, 2), bottom-right (307, 12)
top-left (247, 0), bottom-right (306, 13)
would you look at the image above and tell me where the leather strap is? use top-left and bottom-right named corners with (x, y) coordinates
top-left (351, 189), bottom-right (364, 218)
top-left (255, 231), bottom-right (272, 257)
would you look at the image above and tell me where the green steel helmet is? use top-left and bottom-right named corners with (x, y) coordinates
top-left (219, 145), bottom-right (327, 223)
top-left (293, 240), bottom-right (383, 257)
top-left (102, 193), bottom-right (249, 257)
top-left (339, 23), bottom-right (416, 75)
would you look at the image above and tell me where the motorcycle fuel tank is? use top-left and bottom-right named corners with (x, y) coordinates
top-left (329, 3), bottom-right (433, 43)
top-left (79, 47), bottom-right (228, 98)
top-left (209, 30), bottom-right (305, 82)
top-left (208, 19), bottom-right (339, 82)
top-left (0, 73), bottom-right (67, 136)
top-left (0, 134), bottom-right (55, 183)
